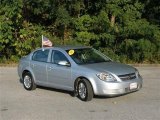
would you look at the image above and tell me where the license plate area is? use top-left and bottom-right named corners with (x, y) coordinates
top-left (130, 83), bottom-right (138, 90)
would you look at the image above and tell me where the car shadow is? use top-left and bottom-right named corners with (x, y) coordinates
top-left (94, 95), bottom-right (125, 99)
top-left (19, 79), bottom-right (135, 100)
top-left (19, 79), bottom-right (75, 97)
top-left (37, 86), bottom-right (74, 96)
top-left (94, 90), bottom-right (138, 100)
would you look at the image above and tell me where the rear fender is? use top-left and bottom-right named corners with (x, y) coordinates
top-left (22, 66), bottom-right (36, 83)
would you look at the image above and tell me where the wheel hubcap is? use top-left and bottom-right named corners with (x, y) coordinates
top-left (24, 75), bottom-right (31, 88)
top-left (78, 82), bottom-right (86, 99)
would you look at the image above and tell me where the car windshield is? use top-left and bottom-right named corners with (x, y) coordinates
top-left (66, 48), bottom-right (111, 65)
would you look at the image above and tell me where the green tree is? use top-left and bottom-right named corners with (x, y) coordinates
top-left (0, 0), bottom-right (160, 63)
top-left (0, 0), bottom-right (23, 60)
top-left (55, 6), bottom-right (71, 44)
top-left (74, 15), bottom-right (96, 45)
top-left (140, 0), bottom-right (160, 25)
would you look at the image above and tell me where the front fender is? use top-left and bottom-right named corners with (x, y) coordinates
top-left (73, 73), bottom-right (98, 95)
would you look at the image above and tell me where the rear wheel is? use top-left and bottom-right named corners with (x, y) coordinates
top-left (23, 72), bottom-right (36, 90)
top-left (78, 79), bottom-right (93, 101)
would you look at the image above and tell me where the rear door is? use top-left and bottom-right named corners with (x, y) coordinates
top-left (31, 49), bottom-right (50, 84)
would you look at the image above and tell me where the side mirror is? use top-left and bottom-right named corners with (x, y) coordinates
top-left (58, 61), bottom-right (71, 67)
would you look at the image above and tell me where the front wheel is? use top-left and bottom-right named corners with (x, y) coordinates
top-left (23, 72), bottom-right (36, 90)
top-left (78, 79), bottom-right (93, 101)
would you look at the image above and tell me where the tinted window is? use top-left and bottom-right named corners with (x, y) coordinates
top-left (32, 50), bottom-right (49, 62)
top-left (52, 51), bottom-right (69, 64)
top-left (66, 48), bottom-right (111, 65)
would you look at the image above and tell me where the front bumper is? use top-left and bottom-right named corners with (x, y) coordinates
top-left (93, 76), bottom-right (143, 96)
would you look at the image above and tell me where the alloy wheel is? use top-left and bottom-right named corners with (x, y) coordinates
top-left (78, 82), bottom-right (87, 99)
top-left (24, 75), bottom-right (32, 89)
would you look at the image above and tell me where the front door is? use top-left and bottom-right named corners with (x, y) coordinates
top-left (47, 50), bottom-right (72, 90)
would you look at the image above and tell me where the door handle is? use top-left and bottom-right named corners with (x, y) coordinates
top-left (31, 64), bottom-right (36, 67)
top-left (48, 66), bottom-right (54, 71)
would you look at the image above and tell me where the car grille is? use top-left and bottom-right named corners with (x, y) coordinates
top-left (118, 73), bottom-right (136, 81)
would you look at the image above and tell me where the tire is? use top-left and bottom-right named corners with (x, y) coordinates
top-left (77, 79), bottom-right (93, 101)
top-left (23, 72), bottom-right (36, 90)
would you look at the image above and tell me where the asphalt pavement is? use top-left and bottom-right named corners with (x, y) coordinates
top-left (0, 66), bottom-right (160, 120)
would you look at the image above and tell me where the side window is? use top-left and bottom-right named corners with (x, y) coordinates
top-left (52, 50), bottom-right (69, 64)
top-left (32, 50), bottom-right (49, 62)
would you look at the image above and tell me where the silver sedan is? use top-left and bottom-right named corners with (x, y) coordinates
top-left (18, 46), bottom-right (143, 101)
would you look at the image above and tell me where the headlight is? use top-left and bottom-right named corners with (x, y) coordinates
top-left (96, 72), bottom-right (117, 82)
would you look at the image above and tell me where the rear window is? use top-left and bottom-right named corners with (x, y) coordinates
top-left (32, 50), bottom-right (49, 62)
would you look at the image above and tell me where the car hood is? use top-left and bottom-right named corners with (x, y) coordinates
top-left (82, 62), bottom-right (135, 75)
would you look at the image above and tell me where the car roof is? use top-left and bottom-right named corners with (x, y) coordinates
top-left (37, 46), bottom-right (91, 51)
top-left (55, 45), bottom-right (91, 50)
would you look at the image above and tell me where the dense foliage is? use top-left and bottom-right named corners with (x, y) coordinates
top-left (0, 0), bottom-right (160, 63)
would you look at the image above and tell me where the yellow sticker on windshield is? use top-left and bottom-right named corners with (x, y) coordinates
top-left (68, 50), bottom-right (74, 55)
